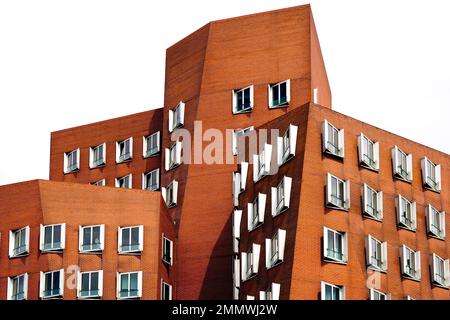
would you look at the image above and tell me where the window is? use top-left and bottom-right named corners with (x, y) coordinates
top-left (40, 269), bottom-right (64, 299)
top-left (143, 131), bottom-right (160, 157)
top-left (268, 80), bottom-right (290, 108)
top-left (425, 205), bottom-right (446, 239)
top-left (322, 120), bottom-right (344, 158)
top-left (77, 271), bottom-right (103, 299)
top-left (358, 133), bottom-right (379, 170)
top-left (392, 146), bottom-right (412, 182)
top-left (164, 140), bottom-right (182, 171)
top-left (259, 283), bottom-right (281, 300)
top-left (321, 282), bottom-right (345, 300)
top-left (116, 138), bottom-right (133, 163)
top-left (162, 234), bottom-right (173, 265)
top-left (265, 229), bottom-right (286, 269)
top-left (64, 148), bottom-right (80, 173)
top-left (323, 227), bottom-right (348, 263)
top-left (90, 179), bottom-right (105, 187)
top-left (162, 180), bottom-right (178, 208)
top-left (118, 226), bottom-right (144, 254)
top-left (233, 126), bottom-right (254, 155)
top-left (39, 223), bottom-right (65, 252)
top-left (168, 102), bottom-right (185, 133)
top-left (362, 184), bottom-right (383, 220)
top-left (9, 226), bottom-right (30, 258)
top-left (240, 243), bottom-right (261, 281)
top-left (232, 85), bottom-right (253, 114)
top-left (89, 143), bottom-right (106, 168)
top-left (325, 173), bottom-right (350, 210)
top-left (247, 193), bottom-right (266, 231)
top-left (79, 225), bottom-right (105, 253)
top-left (400, 245), bottom-right (421, 280)
top-left (142, 169), bottom-right (159, 191)
top-left (271, 176), bottom-right (292, 216)
top-left (396, 195), bottom-right (417, 231)
top-left (369, 288), bottom-right (390, 300)
top-left (430, 253), bottom-right (449, 288)
top-left (161, 280), bottom-right (172, 300)
top-left (365, 235), bottom-right (388, 272)
top-left (115, 174), bottom-right (132, 189)
top-left (277, 124), bottom-right (298, 165)
top-left (421, 157), bottom-right (441, 192)
top-left (7, 273), bottom-right (28, 300)
top-left (253, 143), bottom-right (272, 182)
top-left (117, 271), bottom-right (142, 299)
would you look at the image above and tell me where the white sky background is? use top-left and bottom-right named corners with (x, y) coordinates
top-left (0, 0), bottom-right (449, 185)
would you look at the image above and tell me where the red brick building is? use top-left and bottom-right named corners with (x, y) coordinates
top-left (0, 4), bottom-right (448, 300)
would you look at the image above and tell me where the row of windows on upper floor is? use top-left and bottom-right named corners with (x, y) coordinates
top-left (5, 270), bottom-right (172, 301)
top-left (89, 169), bottom-right (160, 191)
top-left (5, 224), bottom-right (173, 265)
top-left (63, 132), bottom-right (161, 174)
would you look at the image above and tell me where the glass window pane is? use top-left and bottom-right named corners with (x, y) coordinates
top-left (122, 228), bottom-right (130, 247)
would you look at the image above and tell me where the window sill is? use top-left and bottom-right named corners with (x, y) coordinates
top-left (143, 152), bottom-right (160, 159)
top-left (393, 174), bottom-right (412, 184)
top-left (397, 224), bottom-right (416, 233)
top-left (279, 154), bottom-right (294, 167)
top-left (363, 213), bottom-right (383, 222)
top-left (77, 295), bottom-right (102, 300)
top-left (325, 204), bottom-right (349, 212)
top-left (367, 266), bottom-right (387, 274)
top-left (432, 283), bottom-right (449, 290)
top-left (64, 169), bottom-right (80, 175)
top-left (323, 257), bottom-right (347, 265)
top-left (359, 162), bottom-right (379, 173)
top-left (323, 150), bottom-right (344, 159)
top-left (89, 163), bottom-right (106, 170)
top-left (232, 108), bottom-right (253, 115)
top-left (118, 251), bottom-right (142, 256)
top-left (162, 258), bottom-right (172, 265)
top-left (273, 207), bottom-right (288, 218)
top-left (267, 260), bottom-right (283, 270)
top-left (242, 273), bottom-right (257, 283)
top-left (268, 102), bottom-right (289, 109)
top-left (41, 295), bottom-right (63, 300)
top-left (428, 233), bottom-right (446, 241)
top-left (9, 253), bottom-right (29, 259)
top-left (423, 185), bottom-right (441, 194)
top-left (116, 158), bottom-right (133, 164)
top-left (40, 249), bottom-right (64, 254)
top-left (248, 223), bottom-right (263, 233)
top-left (79, 250), bottom-right (103, 254)
top-left (401, 274), bottom-right (421, 282)
top-left (168, 163), bottom-right (181, 171)
top-left (117, 296), bottom-right (142, 300)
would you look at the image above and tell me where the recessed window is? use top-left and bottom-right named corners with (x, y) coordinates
top-left (358, 133), bottom-right (379, 170)
top-left (162, 234), bottom-right (173, 265)
top-left (421, 157), bottom-right (441, 192)
top-left (425, 205), bottom-right (446, 239)
top-left (241, 243), bottom-right (261, 281)
top-left (396, 195), bottom-right (417, 231)
top-left (116, 138), bottom-right (133, 163)
top-left (362, 184), bottom-right (383, 221)
top-left (369, 288), bottom-right (390, 300)
top-left (323, 227), bottom-right (348, 263)
top-left (277, 124), bottom-right (298, 165)
top-left (9, 226), bottom-right (30, 258)
top-left (321, 282), bottom-right (345, 300)
top-left (117, 271), bottom-right (142, 299)
top-left (40, 269), bottom-right (64, 299)
top-left (168, 102), bottom-right (185, 132)
top-left (259, 283), bottom-right (281, 300)
top-left (400, 245), bottom-right (421, 281)
top-left (143, 131), bottom-right (160, 158)
top-left (78, 270), bottom-right (103, 299)
top-left (268, 80), bottom-right (290, 108)
top-left (118, 226), bottom-right (144, 254)
top-left (325, 173), bottom-right (350, 210)
top-left (115, 174), bottom-right (132, 189)
top-left (64, 148), bottom-right (80, 173)
top-left (365, 235), bottom-right (387, 272)
top-left (143, 169), bottom-right (159, 191)
top-left (162, 180), bottom-right (178, 208)
top-left (79, 225), bottom-right (105, 253)
top-left (40, 223), bottom-right (66, 252)
top-left (89, 143), bottom-right (106, 168)
top-left (233, 126), bottom-right (254, 156)
top-left (265, 229), bottom-right (286, 269)
top-left (232, 85), bottom-right (253, 114)
top-left (253, 143), bottom-right (272, 182)
top-left (271, 176), bottom-right (292, 216)
top-left (90, 179), bottom-right (106, 187)
top-left (161, 280), bottom-right (172, 300)
top-left (392, 146), bottom-right (412, 182)
top-left (430, 253), bottom-right (449, 288)
top-left (164, 140), bottom-right (182, 171)
top-left (322, 120), bottom-right (344, 158)
top-left (8, 273), bottom-right (28, 300)
top-left (247, 193), bottom-right (266, 231)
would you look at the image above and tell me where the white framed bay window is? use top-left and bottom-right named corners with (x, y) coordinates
top-left (421, 157), bottom-right (441, 192)
top-left (79, 224), bottom-right (105, 253)
top-left (430, 253), bottom-right (450, 288)
top-left (115, 174), bottom-right (132, 189)
top-left (9, 226), bottom-right (30, 258)
top-left (232, 85), bottom-right (254, 114)
top-left (143, 131), bottom-right (160, 158)
top-left (89, 143), bottom-right (106, 168)
top-left (162, 234), bottom-right (173, 265)
top-left (425, 204), bottom-right (446, 239)
top-left (241, 243), bottom-right (261, 281)
top-left (165, 140), bottom-right (182, 171)
top-left (64, 148), bottom-right (80, 173)
top-left (369, 288), bottom-right (391, 300)
top-left (161, 280), bottom-right (172, 300)
top-left (321, 282), bottom-right (345, 300)
top-left (277, 124), bottom-right (298, 165)
top-left (39, 223), bottom-right (66, 252)
top-left (143, 168), bottom-right (159, 191)
top-left (7, 273), bottom-right (28, 300)
top-left (39, 269), bottom-right (64, 299)
top-left (323, 227), bottom-right (348, 264)
top-left (247, 193), bottom-right (266, 231)
top-left (116, 271), bottom-right (142, 299)
top-left (271, 176), bottom-right (292, 217)
top-left (116, 137), bottom-right (133, 163)
top-left (268, 79), bottom-right (290, 108)
top-left (233, 126), bottom-right (254, 156)
top-left (253, 143), bottom-right (272, 182)
top-left (362, 184), bottom-right (383, 221)
top-left (265, 229), bottom-right (286, 269)
top-left (399, 245), bottom-right (421, 281)
top-left (77, 270), bottom-right (103, 299)
top-left (322, 120), bottom-right (344, 158)
top-left (259, 283), bottom-right (281, 300)
top-left (395, 195), bottom-right (417, 231)
top-left (162, 180), bottom-right (178, 208)
top-left (365, 235), bottom-right (388, 272)
top-left (168, 102), bottom-right (185, 132)
top-left (392, 146), bottom-right (412, 182)
top-left (118, 225), bottom-right (144, 254)
top-left (357, 133), bottom-right (379, 170)
top-left (326, 173), bottom-right (350, 211)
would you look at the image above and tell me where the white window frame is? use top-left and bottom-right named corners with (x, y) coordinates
top-left (162, 180), bottom-right (178, 208)
top-left (116, 137), bottom-right (133, 163)
top-left (143, 131), bottom-right (161, 158)
top-left (399, 245), bottom-right (421, 281)
top-left (421, 157), bottom-right (441, 192)
top-left (357, 133), bottom-right (379, 170)
top-left (271, 176), bottom-right (292, 217)
top-left (253, 143), bottom-right (272, 182)
top-left (39, 269), bottom-right (64, 299)
top-left (142, 168), bottom-right (160, 191)
top-left (165, 140), bottom-right (182, 171)
top-left (365, 235), bottom-right (388, 272)
top-left (320, 281), bottom-right (345, 300)
top-left (89, 143), bottom-right (106, 168)
top-left (259, 283), bottom-right (281, 300)
top-left (90, 179), bottom-right (106, 187)
top-left (162, 234), bottom-right (173, 265)
top-left (118, 225), bottom-right (144, 254)
top-left (265, 229), bottom-right (286, 269)
top-left (392, 146), bottom-right (413, 182)
top-left (247, 193), bottom-right (266, 231)
top-left (425, 204), bottom-right (446, 240)
top-left (232, 85), bottom-right (254, 114)
top-left (268, 79), bottom-right (290, 108)
top-left (325, 173), bottom-right (350, 211)
top-left (395, 195), bottom-right (417, 231)
top-left (115, 174), bottom-right (132, 189)
top-left (323, 227), bottom-right (348, 264)
top-left (161, 280), bottom-right (172, 300)
top-left (322, 120), bottom-right (345, 158)
top-left (116, 271), bottom-right (142, 300)
top-left (64, 148), bottom-right (80, 173)
top-left (369, 288), bottom-right (391, 300)
top-left (77, 270), bottom-right (103, 299)
top-left (233, 126), bottom-right (254, 156)
top-left (9, 226), bottom-right (30, 258)
top-left (430, 253), bottom-right (450, 288)
top-left (168, 101), bottom-right (185, 133)
top-left (79, 224), bottom-right (105, 253)
top-left (39, 223), bottom-right (66, 252)
top-left (277, 124), bottom-right (298, 165)
top-left (362, 183), bottom-right (383, 221)
top-left (241, 243), bottom-right (261, 281)
top-left (7, 273), bottom-right (28, 300)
